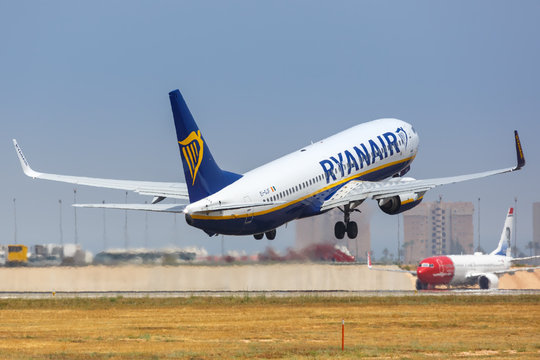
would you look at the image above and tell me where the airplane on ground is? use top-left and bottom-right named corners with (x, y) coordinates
top-left (368, 208), bottom-right (540, 289)
top-left (14, 89), bottom-right (526, 240)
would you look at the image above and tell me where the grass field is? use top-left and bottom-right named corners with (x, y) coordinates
top-left (0, 295), bottom-right (538, 359)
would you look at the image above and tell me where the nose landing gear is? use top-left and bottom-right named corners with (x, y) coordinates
top-left (416, 279), bottom-right (428, 290)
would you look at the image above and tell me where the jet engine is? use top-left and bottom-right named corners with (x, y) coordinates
top-left (378, 192), bottom-right (423, 215)
top-left (478, 273), bottom-right (499, 289)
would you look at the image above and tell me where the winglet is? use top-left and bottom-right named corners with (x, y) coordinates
top-left (12, 139), bottom-right (40, 178)
top-left (514, 130), bottom-right (525, 170)
top-left (367, 251), bottom-right (372, 269)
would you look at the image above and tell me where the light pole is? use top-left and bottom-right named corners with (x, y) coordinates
top-left (477, 197), bottom-right (481, 252)
top-left (144, 201), bottom-right (149, 249)
top-left (397, 214), bottom-right (401, 264)
top-left (124, 191), bottom-right (129, 249)
top-left (102, 200), bottom-right (107, 251)
top-left (13, 198), bottom-right (17, 244)
top-left (73, 189), bottom-right (78, 245)
top-left (514, 197), bottom-right (518, 256)
top-left (59, 199), bottom-right (63, 245)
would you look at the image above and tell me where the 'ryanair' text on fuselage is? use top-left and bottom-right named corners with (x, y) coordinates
top-left (319, 131), bottom-right (401, 184)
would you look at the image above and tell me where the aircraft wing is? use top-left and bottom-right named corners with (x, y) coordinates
top-left (493, 267), bottom-right (540, 276)
top-left (75, 203), bottom-right (188, 213)
top-left (13, 139), bottom-right (189, 200)
top-left (367, 266), bottom-right (417, 275)
top-left (511, 255), bottom-right (540, 262)
top-left (321, 131), bottom-right (525, 211)
top-left (467, 266), bottom-right (540, 278)
top-left (366, 252), bottom-right (416, 275)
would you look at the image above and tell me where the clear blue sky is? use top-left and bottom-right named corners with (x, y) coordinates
top-left (1, 1), bottom-right (539, 258)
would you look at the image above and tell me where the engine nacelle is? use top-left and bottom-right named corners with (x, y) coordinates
top-left (478, 273), bottom-right (499, 289)
top-left (378, 192), bottom-right (423, 215)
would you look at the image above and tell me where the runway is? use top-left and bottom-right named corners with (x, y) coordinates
top-left (1, 289), bottom-right (538, 299)
top-left (1, 264), bottom-right (538, 296)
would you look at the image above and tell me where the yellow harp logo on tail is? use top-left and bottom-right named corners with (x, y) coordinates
top-left (179, 130), bottom-right (204, 185)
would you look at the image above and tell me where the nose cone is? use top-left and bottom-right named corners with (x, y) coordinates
top-left (417, 256), bottom-right (455, 286)
top-left (417, 263), bottom-right (435, 283)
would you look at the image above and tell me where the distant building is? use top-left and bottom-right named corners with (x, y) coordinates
top-left (295, 208), bottom-right (370, 261)
top-left (403, 200), bottom-right (474, 264)
top-left (533, 202), bottom-right (540, 256)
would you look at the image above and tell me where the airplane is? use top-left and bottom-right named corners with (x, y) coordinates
top-left (13, 89), bottom-right (525, 241)
top-left (368, 208), bottom-right (540, 290)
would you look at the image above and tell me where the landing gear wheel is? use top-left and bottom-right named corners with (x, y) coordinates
top-left (253, 233), bottom-right (264, 240)
top-left (346, 221), bottom-right (358, 239)
top-left (334, 221), bottom-right (346, 239)
top-left (265, 229), bottom-right (276, 240)
top-left (416, 279), bottom-right (427, 290)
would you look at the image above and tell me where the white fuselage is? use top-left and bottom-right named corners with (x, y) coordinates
top-left (449, 254), bottom-right (510, 285)
top-left (185, 118), bottom-right (419, 235)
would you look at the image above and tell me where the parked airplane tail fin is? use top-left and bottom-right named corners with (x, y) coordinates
top-left (169, 90), bottom-right (242, 202)
top-left (490, 207), bottom-right (514, 257)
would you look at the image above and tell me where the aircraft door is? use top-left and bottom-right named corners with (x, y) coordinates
top-left (436, 258), bottom-right (445, 274)
top-left (396, 127), bottom-right (408, 158)
top-left (244, 196), bottom-right (253, 224)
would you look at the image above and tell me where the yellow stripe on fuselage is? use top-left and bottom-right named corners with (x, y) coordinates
top-left (191, 155), bottom-right (415, 220)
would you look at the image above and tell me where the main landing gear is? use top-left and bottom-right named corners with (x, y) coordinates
top-left (334, 204), bottom-right (360, 239)
top-left (254, 229), bottom-right (276, 240)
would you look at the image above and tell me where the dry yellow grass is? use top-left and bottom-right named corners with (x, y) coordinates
top-left (0, 296), bottom-right (538, 359)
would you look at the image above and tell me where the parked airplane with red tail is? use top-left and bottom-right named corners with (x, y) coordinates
top-left (368, 208), bottom-right (540, 289)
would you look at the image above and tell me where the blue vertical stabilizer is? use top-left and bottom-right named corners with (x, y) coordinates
top-left (169, 90), bottom-right (242, 202)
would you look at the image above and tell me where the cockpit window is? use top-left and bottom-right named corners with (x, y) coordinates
top-left (420, 263), bottom-right (433, 268)
top-left (411, 126), bottom-right (417, 134)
